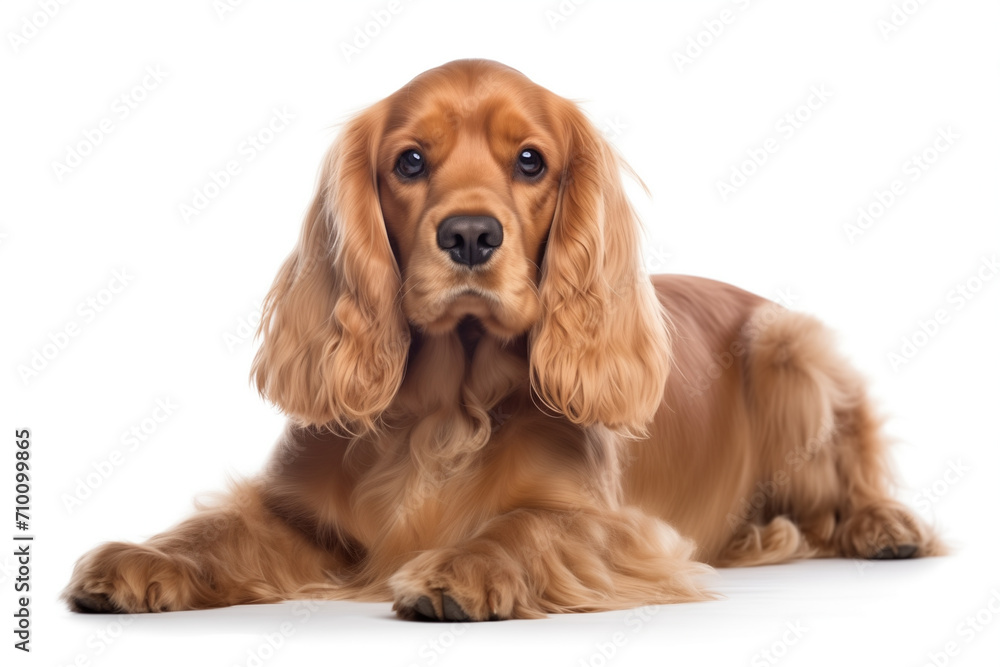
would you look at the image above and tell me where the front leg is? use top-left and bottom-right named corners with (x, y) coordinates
top-left (390, 507), bottom-right (710, 621)
top-left (63, 481), bottom-right (342, 613)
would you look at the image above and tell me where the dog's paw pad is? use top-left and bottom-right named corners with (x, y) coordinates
top-left (67, 591), bottom-right (119, 614)
top-left (442, 594), bottom-right (471, 621)
top-left (870, 544), bottom-right (919, 560)
top-left (398, 592), bottom-right (473, 622)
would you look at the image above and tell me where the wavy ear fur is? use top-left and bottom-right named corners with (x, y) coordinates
top-left (252, 105), bottom-right (409, 432)
top-left (529, 100), bottom-right (670, 434)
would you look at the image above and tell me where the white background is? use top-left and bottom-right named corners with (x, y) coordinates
top-left (2, 1), bottom-right (999, 665)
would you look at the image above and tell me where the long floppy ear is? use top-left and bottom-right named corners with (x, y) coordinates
top-left (252, 104), bottom-right (409, 432)
top-left (529, 100), bottom-right (670, 435)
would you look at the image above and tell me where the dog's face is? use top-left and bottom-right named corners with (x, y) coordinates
top-left (254, 59), bottom-right (670, 433)
top-left (376, 63), bottom-right (563, 337)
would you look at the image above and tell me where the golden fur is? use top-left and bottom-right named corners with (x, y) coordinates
top-left (64, 60), bottom-right (942, 621)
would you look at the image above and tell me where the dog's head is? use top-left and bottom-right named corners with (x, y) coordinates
top-left (253, 59), bottom-right (668, 434)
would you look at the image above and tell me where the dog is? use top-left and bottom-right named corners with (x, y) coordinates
top-left (64, 59), bottom-right (942, 621)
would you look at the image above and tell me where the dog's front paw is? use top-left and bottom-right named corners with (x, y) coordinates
top-left (389, 547), bottom-right (541, 621)
top-left (63, 542), bottom-right (199, 613)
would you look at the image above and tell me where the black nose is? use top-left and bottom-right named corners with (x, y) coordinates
top-left (436, 216), bottom-right (503, 267)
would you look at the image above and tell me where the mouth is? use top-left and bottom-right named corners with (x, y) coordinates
top-left (417, 288), bottom-right (502, 334)
top-left (451, 288), bottom-right (498, 310)
top-left (403, 275), bottom-right (540, 339)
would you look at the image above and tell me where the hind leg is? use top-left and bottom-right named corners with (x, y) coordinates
top-left (822, 397), bottom-right (944, 559)
top-left (731, 308), bottom-right (943, 564)
top-left (714, 516), bottom-right (816, 567)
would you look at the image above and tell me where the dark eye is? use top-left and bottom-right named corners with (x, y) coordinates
top-left (516, 148), bottom-right (544, 178)
top-left (396, 149), bottom-right (426, 178)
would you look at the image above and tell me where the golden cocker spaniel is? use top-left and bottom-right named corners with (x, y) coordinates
top-left (65, 59), bottom-right (942, 621)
